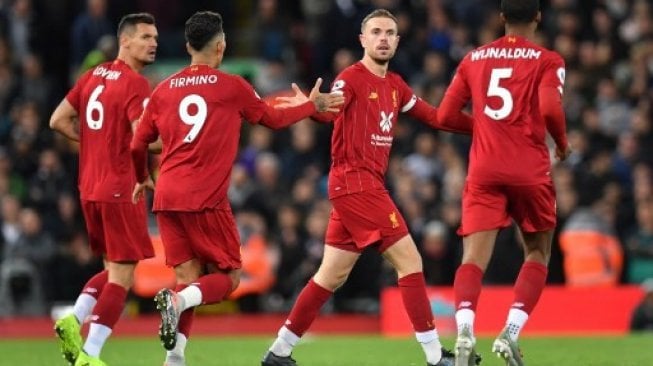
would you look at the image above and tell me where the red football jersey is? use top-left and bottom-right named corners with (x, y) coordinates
top-left (326, 62), bottom-right (417, 198)
top-left (134, 64), bottom-right (273, 211)
top-left (66, 59), bottom-right (150, 202)
top-left (446, 35), bottom-right (566, 185)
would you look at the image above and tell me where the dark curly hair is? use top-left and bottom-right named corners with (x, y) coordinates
top-left (185, 11), bottom-right (224, 52)
top-left (501, 0), bottom-right (539, 24)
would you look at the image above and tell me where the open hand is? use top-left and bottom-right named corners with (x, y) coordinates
top-left (274, 78), bottom-right (344, 113)
top-left (274, 83), bottom-right (309, 109)
top-left (309, 78), bottom-right (344, 113)
top-left (132, 177), bottom-right (155, 203)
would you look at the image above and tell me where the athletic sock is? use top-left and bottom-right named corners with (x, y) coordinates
top-left (84, 282), bottom-right (127, 357)
top-left (398, 272), bottom-right (435, 332)
top-left (269, 326), bottom-right (300, 357)
top-left (416, 329), bottom-right (443, 365)
top-left (283, 279), bottom-right (332, 338)
top-left (507, 261), bottom-right (547, 340)
top-left (175, 284), bottom-right (195, 338)
top-left (178, 273), bottom-right (232, 310)
top-left (73, 270), bottom-right (108, 324)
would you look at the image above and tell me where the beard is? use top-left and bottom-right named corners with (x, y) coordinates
top-left (368, 49), bottom-right (395, 66)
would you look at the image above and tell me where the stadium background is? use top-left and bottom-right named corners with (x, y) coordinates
top-left (0, 0), bottom-right (652, 340)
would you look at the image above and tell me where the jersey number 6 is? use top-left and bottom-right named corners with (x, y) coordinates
top-left (86, 85), bottom-right (105, 130)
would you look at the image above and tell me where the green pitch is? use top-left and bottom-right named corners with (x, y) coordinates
top-left (2, 334), bottom-right (652, 365)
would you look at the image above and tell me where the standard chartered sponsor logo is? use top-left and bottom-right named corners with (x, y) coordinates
top-left (370, 133), bottom-right (393, 147)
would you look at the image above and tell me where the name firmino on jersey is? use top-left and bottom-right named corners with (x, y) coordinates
top-left (169, 75), bottom-right (218, 88)
top-left (470, 47), bottom-right (542, 61)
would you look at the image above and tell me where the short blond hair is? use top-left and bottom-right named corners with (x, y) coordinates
top-left (361, 9), bottom-right (398, 32)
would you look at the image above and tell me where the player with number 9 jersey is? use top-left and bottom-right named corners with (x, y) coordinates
top-left (133, 66), bottom-right (325, 215)
top-left (129, 11), bottom-right (344, 364)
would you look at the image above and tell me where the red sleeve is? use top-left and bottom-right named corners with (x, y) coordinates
top-left (125, 76), bottom-right (151, 123)
top-left (310, 77), bottom-right (352, 123)
top-left (131, 95), bottom-right (159, 183)
top-left (235, 76), bottom-right (317, 129)
top-left (408, 98), bottom-right (472, 135)
top-left (65, 71), bottom-right (92, 112)
top-left (539, 53), bottom-right (567, 150)
top-left (259, 102), bottom-right (316, 129)
top-left (437, 62), bottom-right (473, 133)
top-left (311, 111), bottom-right (336, 123)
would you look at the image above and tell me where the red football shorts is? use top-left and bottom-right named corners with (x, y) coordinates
top-left (325, 189), bottom-right (409, 253)
top-left (458, 181), bottom-right (557, 236)
top-left (80, 200), bottom-right (154, 262)
top-left (156, 208), bottom-right (242, 271)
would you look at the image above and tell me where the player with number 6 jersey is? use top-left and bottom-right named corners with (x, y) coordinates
top-left (49, 13), bottom-right (158, 366)
top-left (437, 1), bottom-right (570, 365)
top-left (129, 11), bottom-right (343, 366)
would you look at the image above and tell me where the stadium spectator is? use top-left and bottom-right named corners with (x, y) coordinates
top-left (263, 9), bottom-right (474, 366)
top-left (70, 0), bottom-right (113, 73)
top-left (129, 11), bottom-right (342, 366)
top-left (0, 208), bottom-right (50, 316)
top-left (267, 203), bottom-right (308, 310)
top-left (17, 53), bottom-right (51, 114)
top-left (437, 0), bottom-right (570, 364)
top-left (76, 35), bottom-right (118, 77)
top-left (27, 148), bottom-right (71, 220)
top-left (49, 231), bottom-right (103, 303)
top-left (626, 197), bottom-right (653, 284)
top-left (559, 204), bottom-right (624, 287)
top-left (0, 194), bottom-right (21, 253)
top-left (50, 13), bottom-right (158, 366)
top-left (228, 211), bottom-right (276, 312)
top-left (0, 0), bottom-right (41, 65)
top-left (420, 220), bottom-right (456, 285)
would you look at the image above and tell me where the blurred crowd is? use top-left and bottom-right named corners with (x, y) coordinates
top-left (1, 0), bottom-right (653, 316)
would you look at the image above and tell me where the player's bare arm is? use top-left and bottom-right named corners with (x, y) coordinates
top-left (275, 78), bottom-right (344, 113)
top-left (49, 98), bottom-right (80, 142)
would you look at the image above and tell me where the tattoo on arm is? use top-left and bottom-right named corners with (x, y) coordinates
top-left (314, 95), bottom-right (329, 112)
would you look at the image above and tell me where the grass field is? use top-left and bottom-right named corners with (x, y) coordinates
top-left (1, 334), bottom-right (652, 365)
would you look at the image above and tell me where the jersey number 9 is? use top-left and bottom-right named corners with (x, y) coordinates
top-left (179, 94), bottom-right (207, 143)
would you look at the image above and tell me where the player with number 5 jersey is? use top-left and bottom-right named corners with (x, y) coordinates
top-left (129, 11), bottom-right (343, 366)
top-left (437, 1), bottom-right (571, 365)
top-left (49, 13), bottom-right (158, 366)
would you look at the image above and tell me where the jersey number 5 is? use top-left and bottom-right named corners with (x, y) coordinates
top-left (179, 94), bottom-right (207, 143)
top-left (484, 68), bottom-right (513, 121)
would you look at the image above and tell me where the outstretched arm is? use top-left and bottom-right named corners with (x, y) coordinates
top-left (408, 97), bottom-right (473, 135)
top-left (259, 78), bottom-right (344, 129)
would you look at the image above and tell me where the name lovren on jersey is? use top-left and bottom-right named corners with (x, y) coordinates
top-left (93, 66), bottom-right (122, 80)
top-left (470, 47), bottom-right (542, 62)
top-left (169, 74), bottom-right (218, 88)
